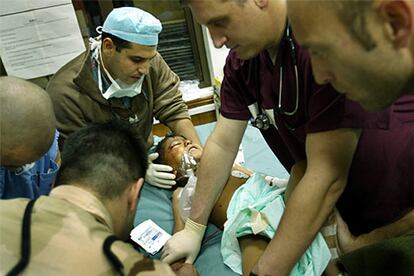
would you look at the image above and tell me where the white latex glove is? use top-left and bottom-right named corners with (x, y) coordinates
top-left (145, 152), bottom-right (176, 189)
top-left (161, 218), bottom-right (206, 264)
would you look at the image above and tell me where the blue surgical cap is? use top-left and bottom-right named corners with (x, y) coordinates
top-left (102, 7), bottom-right (162, 46)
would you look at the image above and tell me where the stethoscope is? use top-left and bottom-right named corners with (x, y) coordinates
top-left (7, 199), bottom-right (126, 276)
top-left (251, 26), bottom-right (299, 130)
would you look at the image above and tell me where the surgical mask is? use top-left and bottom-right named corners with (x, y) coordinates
top-left (90, 35), bottom-right (144, 100)
top-left (99, 58), bottom-right (144, 99)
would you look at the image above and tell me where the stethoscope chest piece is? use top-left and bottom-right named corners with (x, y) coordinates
top-left (251, 113), bottom-right (270, 130)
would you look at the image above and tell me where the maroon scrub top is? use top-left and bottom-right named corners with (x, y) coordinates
top-left (220, 30), bottom-right (414, 235)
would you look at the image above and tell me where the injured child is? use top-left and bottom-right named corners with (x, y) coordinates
top-left (156, 135), bottom-right (340, 276)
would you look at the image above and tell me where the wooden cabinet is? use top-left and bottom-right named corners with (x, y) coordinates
top-left (153, 95), bottom-right (217, 137)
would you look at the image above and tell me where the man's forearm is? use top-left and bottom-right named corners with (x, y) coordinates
top-left (189, 117), bottom-right (246, 225)
top-left (189, 139), bottom-right (237, 224)
top-left (254, 129), bottom-right (360, 275)
top-left (259, 174), bottom-right (346, 275)
top-left (167, 118), bottom-right (202, 146)
top-left (355, 209), bottom-right (414, 250)
top-left (284, 160), bottom-right (306, 202)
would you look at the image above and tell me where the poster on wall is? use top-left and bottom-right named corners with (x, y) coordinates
top-left (0, 0), bottom-right (85, 79)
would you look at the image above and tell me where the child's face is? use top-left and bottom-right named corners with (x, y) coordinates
top-left (162, 136), bottom-right (203, 173)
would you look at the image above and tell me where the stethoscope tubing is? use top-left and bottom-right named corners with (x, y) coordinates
top-left (254, 25), bottom-right (299, 130)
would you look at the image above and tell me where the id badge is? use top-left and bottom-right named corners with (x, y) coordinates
top-left (130, 219), bottom-right (171, 255)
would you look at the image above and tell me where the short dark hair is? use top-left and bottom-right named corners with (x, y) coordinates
top-left (55, 122), bottom-right (148, 200)
top-left (101, 31), bottom-right (131, 52)
top-left (332, 0), bottom-right (377, 50)
top-left (153, 133), bottom-right (175, 165)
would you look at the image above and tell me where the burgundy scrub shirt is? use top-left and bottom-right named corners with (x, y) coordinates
top-left (220, 32), bottom-right (414, 235)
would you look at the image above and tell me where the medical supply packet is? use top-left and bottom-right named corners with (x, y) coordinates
top-left (130, 219), bottom-right (171, 255)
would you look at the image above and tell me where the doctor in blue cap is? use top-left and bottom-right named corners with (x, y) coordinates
top-left (47, 7), bottom-right (202, 189)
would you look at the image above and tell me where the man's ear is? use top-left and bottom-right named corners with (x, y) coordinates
top-left (128, 178), bottom-right (144, 212)
top-left (379, 0), bottom-right (413, 48)
top-left (254, 0), bottom-right (269, 9)
top-left (101, 37), bottom-right (116, 57)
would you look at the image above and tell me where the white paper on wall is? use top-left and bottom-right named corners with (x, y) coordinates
top-left (0, 1), bottom-right (85, 79)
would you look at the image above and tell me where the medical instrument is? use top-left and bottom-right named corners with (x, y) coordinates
top-left (277, 26), bottom-right (299, 116)
top-left (177, 151), bottom-right (198, 221)
top-left (251, 54), bottom-right (271, 130)
top-left (251, 112), bottom-right (270, 130)
top-left (7, 199), bottom-right (128, 275)
top-left (177, 151), bottom-right (198, 177)
top-left (178, 174), bottom-right (197, 221)
top-left (251, 25), bottom-right (299, 130)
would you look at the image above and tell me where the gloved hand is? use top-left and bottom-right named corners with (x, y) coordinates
top-left (161, 218), bottom-right (206, 264)
top-left (145, 152), bottom-right (176, 189)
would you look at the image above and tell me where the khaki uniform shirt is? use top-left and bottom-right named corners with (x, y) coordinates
top-left (46, 50), bottom-right (190, 147)
top-left (0, 185), bottom-right (175, 275)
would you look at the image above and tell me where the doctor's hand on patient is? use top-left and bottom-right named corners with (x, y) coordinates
top-left (145, 153), bottom-right (176, 189)
top-left (161, 218), bottom-right (206, 264)
top-left (336, 212), bottom-right (369, 254)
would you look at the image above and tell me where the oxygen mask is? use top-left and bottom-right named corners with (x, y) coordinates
top-left (177, 151), bottom-right (198, 178)
top-left (177, 151), bottom-right (199, 221)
